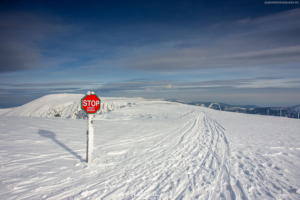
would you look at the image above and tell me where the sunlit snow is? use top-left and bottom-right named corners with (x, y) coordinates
top-left (0, 94), bottom-right (300, 199)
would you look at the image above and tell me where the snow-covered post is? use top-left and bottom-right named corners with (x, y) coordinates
top-left (298, 112), bottom-right (299, 119)
top-left (267, 109), bottom-right (269, 115)
top-left (81, 91), bottom-right (100, 163)
top-left (86, 91), bottom-right (95, 163)
top-left (87, 111), bottom-right (94, 163)
top-left (280, 109), bottom-right (282, 117)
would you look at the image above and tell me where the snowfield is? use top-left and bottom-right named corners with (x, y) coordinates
top-left (0, 94), bottom-right (300, 199)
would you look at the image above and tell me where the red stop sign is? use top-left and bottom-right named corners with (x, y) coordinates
top-left (81, 94), bottom-right (101, 114)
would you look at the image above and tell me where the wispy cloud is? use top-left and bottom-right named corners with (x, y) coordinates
top-left (0, 80), bottom-right (101, 96)
top-left (2, 8), bottom-right (299, 74)
top-left (1, 77), bottom-right (284, 95)
top-left (0, 12), bottom-right (73, 73)
top-left (92, 8), bottom-right (300, 71)
top-left (93, 77), bottom-right (286, 93)
top-left (4, 81), bottom-right (98, 88)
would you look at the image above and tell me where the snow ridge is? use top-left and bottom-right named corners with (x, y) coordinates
top-left (1, 94), bottom-right (137, 119)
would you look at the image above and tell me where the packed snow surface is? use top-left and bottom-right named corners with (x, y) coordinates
top-left (0, 95), bottom-right (300, 199)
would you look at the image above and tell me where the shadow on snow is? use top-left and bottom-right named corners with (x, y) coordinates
top-left (38, 129), bottom-right (84, 162)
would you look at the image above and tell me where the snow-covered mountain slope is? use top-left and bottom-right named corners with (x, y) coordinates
top-left (0, 108), bottom-right (13, 115)
top-left (0, 94), bottom-right (140, 119)
top-left (0, 95), bottom-right (300, 199)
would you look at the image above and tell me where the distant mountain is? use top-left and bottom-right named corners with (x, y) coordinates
top-left (230, 105), bottom-right (259, 108)
top-left (167, 99), bottom-right (300, 119)
top-left (290, 104), bottom-right (300, 108)
top-left (167, 100), bottom-right (258, 109)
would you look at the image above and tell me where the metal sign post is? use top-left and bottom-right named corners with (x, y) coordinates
top-left (81, 91), bottom-right (101, 163)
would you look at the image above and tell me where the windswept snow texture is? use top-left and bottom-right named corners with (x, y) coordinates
top-left (0, 95), bottom-right (300, 199)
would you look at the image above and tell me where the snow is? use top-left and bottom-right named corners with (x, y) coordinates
top-left (0, 94), bottom-right (300, 199)
top-left (0, 108), bottom-right (13, 115)
top-left (87, 114), bottom-right (94, 163)
top-left (1, 94), bottom-right (141, 119)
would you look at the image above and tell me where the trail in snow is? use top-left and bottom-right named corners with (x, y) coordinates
top-left (72, 113), bottom-right (230, 200)
top-left (214, 111), bottom-right (300, 200)
top-left (0, 111), bottom-right (232, 199)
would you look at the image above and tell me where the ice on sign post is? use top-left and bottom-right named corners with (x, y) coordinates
top-left (81, 91), bottom-right (101, 163)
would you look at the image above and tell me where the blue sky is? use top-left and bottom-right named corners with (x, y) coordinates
top-left (0, 0), bottom-right (300, 107)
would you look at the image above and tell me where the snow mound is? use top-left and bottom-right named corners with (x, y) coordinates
top-left (0, 94), bottom-right (139, 119)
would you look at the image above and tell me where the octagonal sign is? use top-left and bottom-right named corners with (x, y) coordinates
top-left (81, 94), bottom-right (101, 114)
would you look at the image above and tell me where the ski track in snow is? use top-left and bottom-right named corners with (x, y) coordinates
top-left (0, 112), bottom-right (233, 199)
top-left (78, 114), bottom-right (230, 200)
top-left (0, 96), bottom-right (300, 199)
